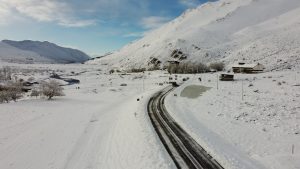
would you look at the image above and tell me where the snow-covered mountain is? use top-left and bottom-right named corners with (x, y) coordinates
top-left (0, 40), bottom-right (90, 64)
top-left (0, 41), bottom-right (51, 63)
top-left (88, 0), bottom-right (300, 71)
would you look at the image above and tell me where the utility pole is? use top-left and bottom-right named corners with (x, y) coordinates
top-left (217, 74), bottom-right (219, 90)
top-left (143, 72), bottom-right (145, 92)
top-left (242, 80), bottom-right (244, 101)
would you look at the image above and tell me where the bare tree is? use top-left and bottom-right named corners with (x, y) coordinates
top-left (7, 81), bottom-right (23, 101)
top-left (0, 90), bottom-right (10, 103)
top-left (30, 89), bottom-right (40, 98)
top-left (0, 66), bottom-right (12, 81)
top-left (0, 81), bottom-right (23, 103)
top-left (40, 80), bottom-right (65, 100)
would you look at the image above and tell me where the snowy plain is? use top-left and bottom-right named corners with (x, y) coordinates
top-left (166, 71), bottom-right (300, 169)
top-left (0, 63), bottom-right (175, 169)
top-left (1, 0), bottom-right (299, 168)
top-left (0, 62), bottom-right (299, 169)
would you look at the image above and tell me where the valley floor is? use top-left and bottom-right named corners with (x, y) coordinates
top-left (166, 71), bottom-right (300, 169)
top-left (0, 63), bottom-right (175, 169)
top-left (0, 63), bottom-right (299, 169)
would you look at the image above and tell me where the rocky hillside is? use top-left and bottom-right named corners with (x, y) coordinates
top-left (88, 0), bottom-right (300, 71)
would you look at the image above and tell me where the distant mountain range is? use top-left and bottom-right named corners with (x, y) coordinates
top-left (88, 0), bottom-right (300, 71)
top-left (0, 40), bottom-right (90, 64)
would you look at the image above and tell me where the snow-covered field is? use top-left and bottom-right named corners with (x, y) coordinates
top-left (0, 62), bottom-right (299, 169)
top-left (165, 71), bottom-right (300, 169)
top-left (1, 0), bottom-right (299, 168)
top-left (0, 63), bottom-right (175, 169)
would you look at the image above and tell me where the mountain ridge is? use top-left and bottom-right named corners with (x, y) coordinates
top-left (0, 40), bottom-right (90, 64)
top-left (88, 0), bottom-right (300, 71)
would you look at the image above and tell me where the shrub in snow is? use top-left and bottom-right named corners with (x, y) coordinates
top-left (0, 91), bottom-right (9, 103)
top-left (92, 89), bottom-right (98, 94)
top-left (0, 81), bottom-right (23, 103)
top-left (8, 82), bottom-right (23, 102)
top-left (40, 80), bottom-right (64, 100)
top-left (30, 89), bottom-right (40, 98)
top-left (129, 68), bottom-right (146, 73)
top-left (109, 69), bottom-right (115, 74)
top-left (0, 66), bottom-right (12, 81)
top-left (209, 62), bottom-right (225, 71)
top-left (147, 65), bottom-right (160, 71)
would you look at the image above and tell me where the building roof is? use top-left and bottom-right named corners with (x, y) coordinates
top-left (232, 63), bottom-right (259, 68)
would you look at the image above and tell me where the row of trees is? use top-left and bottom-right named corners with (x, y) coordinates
top-left (167, 62), bottom-right (225, 74)
top-left (0, 80), bottom-right (64, 103)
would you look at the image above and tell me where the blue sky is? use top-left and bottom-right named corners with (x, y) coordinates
top-left (0, 0), bottom-right (210, 56)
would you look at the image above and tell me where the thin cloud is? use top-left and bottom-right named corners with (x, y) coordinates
top-left (0, 0), bottom-right (96, 27)
top-left (123, 32), bottom-right (145, 38)
top-left (59, 19), bottom-right (97, 27)
top-left (179, 0), bottom-right (199, 7)
top-left (0, 2), bottom-right (15, 25)
top-left (140, 16), bottom-right (171, 29)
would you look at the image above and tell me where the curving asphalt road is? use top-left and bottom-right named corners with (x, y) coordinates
top-left (148, 86), bottom-right (224, 169)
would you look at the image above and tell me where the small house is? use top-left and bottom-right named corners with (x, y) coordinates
top-left (232, 62), bottom-right (265, 73)
top-left (219, 74), bottom-right (234, 81)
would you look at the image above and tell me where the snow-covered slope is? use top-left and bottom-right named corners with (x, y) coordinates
top-left (0, 40), bottom-right (90, 64)
top-left (88, 0), bottom-right (300, 71)
top-left (0, 42), bottom-right (52, 63)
